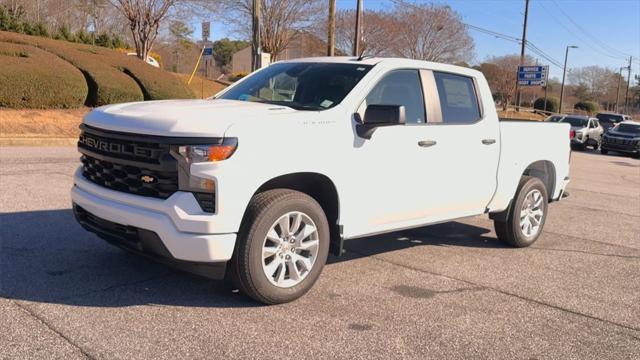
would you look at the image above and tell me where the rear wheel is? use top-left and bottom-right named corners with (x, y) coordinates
top-left (600, 148), bottom-right (609, 155)
top-left (230, 189), bottom-right (330, 304)
top-left (494, 176), bottom-right (548, 248)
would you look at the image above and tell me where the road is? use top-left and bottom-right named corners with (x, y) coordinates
top-left (1, 146), bottom-right (639, 359)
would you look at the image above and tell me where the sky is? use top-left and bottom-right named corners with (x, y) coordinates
top-left (191, 0), bottom-right (640, 81)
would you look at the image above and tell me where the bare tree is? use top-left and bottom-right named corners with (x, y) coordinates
top-left (479, 54), bottom-right (535, 111)
top-left (217, 0), bottom-right (322, 61)
top-left (334, 9), bottom-right (395, 57)
top-left (568, 65), bottom-right (618, 105)
top-left (391, 1), bottom-right (473, 63)
top-left (109, 0), bottom-right (177, 60)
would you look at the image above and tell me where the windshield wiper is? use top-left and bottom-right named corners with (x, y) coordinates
top-left (256, 100), bottom-right (323, 111)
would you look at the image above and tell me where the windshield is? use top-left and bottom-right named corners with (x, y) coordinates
top-left (561, 117), bottom-right (588, 127)
top-left (545, 115), bottom-right (564, 122)
top-left (614, 123), bottom-right (640, 134)
top-left (596, 113), bottom-right (623, 123)
top-left (218, 62), bottom-right (373, 110)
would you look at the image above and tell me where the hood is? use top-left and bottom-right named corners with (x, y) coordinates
top-left (83, 99), bottom-right (300, 137)
top-left (606, 130), bottom-right (639, 139)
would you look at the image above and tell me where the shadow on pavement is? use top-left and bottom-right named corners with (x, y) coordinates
top-left (1, 209), bottom-right (501, 308)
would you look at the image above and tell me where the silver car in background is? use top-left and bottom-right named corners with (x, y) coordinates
top-left (561, 115), bottom-right (604, 150)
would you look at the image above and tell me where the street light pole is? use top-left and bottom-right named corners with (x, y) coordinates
top-left (559, 45), bottom-right (577, 114)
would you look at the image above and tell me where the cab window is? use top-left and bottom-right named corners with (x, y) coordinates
top-left (434, 72), bottom-right (481, 124)
top-left (364, 70), bottom-right (426, 124)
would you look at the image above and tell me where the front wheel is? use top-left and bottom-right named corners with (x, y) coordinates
top-left (230, 189), bottom-right (330, 304)
top-left (600, 148), bottom-right (609, 155)
top-left (494, 176), bottom-right (548, 247)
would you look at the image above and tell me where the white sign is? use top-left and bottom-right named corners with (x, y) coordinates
top-left (202, 22), bottom-right (210, 41)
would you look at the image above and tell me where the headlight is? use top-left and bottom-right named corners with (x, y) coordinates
top-left (177, 138), bottom-right (238, 163)
top-left (171, 138), bottom-right (238, 204)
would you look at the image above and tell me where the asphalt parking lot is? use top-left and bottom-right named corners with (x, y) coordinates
top-left (1, 146), bottom-right (639, 359)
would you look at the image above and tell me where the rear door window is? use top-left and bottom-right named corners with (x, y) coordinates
top-left (433, 72), bottom-right (481, 124)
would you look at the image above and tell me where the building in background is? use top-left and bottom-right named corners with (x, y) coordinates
top-left (232, 31), bottom-right (328, 74)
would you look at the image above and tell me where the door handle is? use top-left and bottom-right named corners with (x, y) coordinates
top-left (481, 139), bottom-right (496, 145)
top-left (418, 140), bottom-right (437, 147)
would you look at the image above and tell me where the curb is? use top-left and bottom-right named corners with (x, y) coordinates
top-left (0, 137), bottom-right (77, 146)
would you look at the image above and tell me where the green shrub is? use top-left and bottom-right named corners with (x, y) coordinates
top-left (574, 101), bottom-right (599, 113)
top-left (69, 44), bottom-right (193, 100)
top-left (0, 42), bottom-right (87, 108)
top-left (0, 31), bottom-right (144, 106)
top-left (0, 31), bottom-right (194, 106)
top-left (533, 96), bottom-right (559, 113)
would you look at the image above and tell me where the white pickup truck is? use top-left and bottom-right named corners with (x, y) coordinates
top-left (72, 57), bottom-right (571, 304)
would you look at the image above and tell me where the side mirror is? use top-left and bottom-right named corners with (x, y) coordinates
top-left (356, 104), bottom-right (406, 139)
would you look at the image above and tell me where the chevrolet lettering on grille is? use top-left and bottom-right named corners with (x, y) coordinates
top-left (79, 134), bottom-right (153, 158)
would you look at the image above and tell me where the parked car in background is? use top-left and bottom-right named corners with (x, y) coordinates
top-left (561, 115), bottom-right (603, 150)
top-left (601, 121), bottom-right (640, 158)
top-left (544, 114), bottom-right (567, 122)
top-left (596, 112), bottom-right (632, 132)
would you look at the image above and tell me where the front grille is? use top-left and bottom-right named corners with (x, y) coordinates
top-left (77, 125), bottom-right (219, 210)
top-left (605, 137), bottom-right (637, 145)
top-left (81, 155), bottom-right (178, 199)
top-left (78, 129), bottom-right (169, 164)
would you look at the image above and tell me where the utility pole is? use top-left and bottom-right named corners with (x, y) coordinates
top-left (624, 56), bottom-right (632, 114)
top-left (251, 0), bottom-right (261, 71)
top-left (559, 45), bottom-right (578, 114)
top-left (327, 0), bottom-right (336, 56)
top-left (615, 66), bottom-right (624, 112)
top-left (515, 0), bottom-right (529, 111)
top-left (353, 0), bottom-right (363, 56)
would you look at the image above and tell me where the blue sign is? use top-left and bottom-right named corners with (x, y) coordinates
top-left (517, 65), bottom-right (548, 86)
top-left (518, 65), bottom-right (547, 73)
top-left (203, 47), bottom-right (213, 56)
top-left (518, 79), bottom-right (546, 86)
top-left (518, 72), bottom-right (546, 80)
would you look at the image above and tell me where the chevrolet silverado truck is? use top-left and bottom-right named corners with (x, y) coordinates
top-left (72, 57), bottom-right (571, 304)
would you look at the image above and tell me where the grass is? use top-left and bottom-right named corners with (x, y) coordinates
top-left (177, 74), bottom-right (228, 99)
top-left (0, 42), bottom-right (87, 108)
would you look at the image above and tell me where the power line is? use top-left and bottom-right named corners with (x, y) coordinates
top-left (463, 23), bottom-right (564, 69)
top-left (551, 0), bottom-right (633, 59)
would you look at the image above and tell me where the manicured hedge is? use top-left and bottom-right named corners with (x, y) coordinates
top-left (82, 44), bottom-right (193, 100)
top-left (0, 42), bottom-right (87, 108)
top-left (0, 31), bottom-right (194, 107)
top-left (0, 31), bottom-right (143, 106)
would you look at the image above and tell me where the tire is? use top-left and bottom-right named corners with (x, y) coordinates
top-left (230, 189), bottom-right (330, 304)
top-left (494, 176), bottom-right (548, 248)
top-left (592, 139), bottom-right (600, 150)
top-left (600, 148), bottom-right (608, 155)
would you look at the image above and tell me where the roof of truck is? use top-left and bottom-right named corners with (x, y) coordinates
top-left (276, 56), bottom-right (483, 79)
